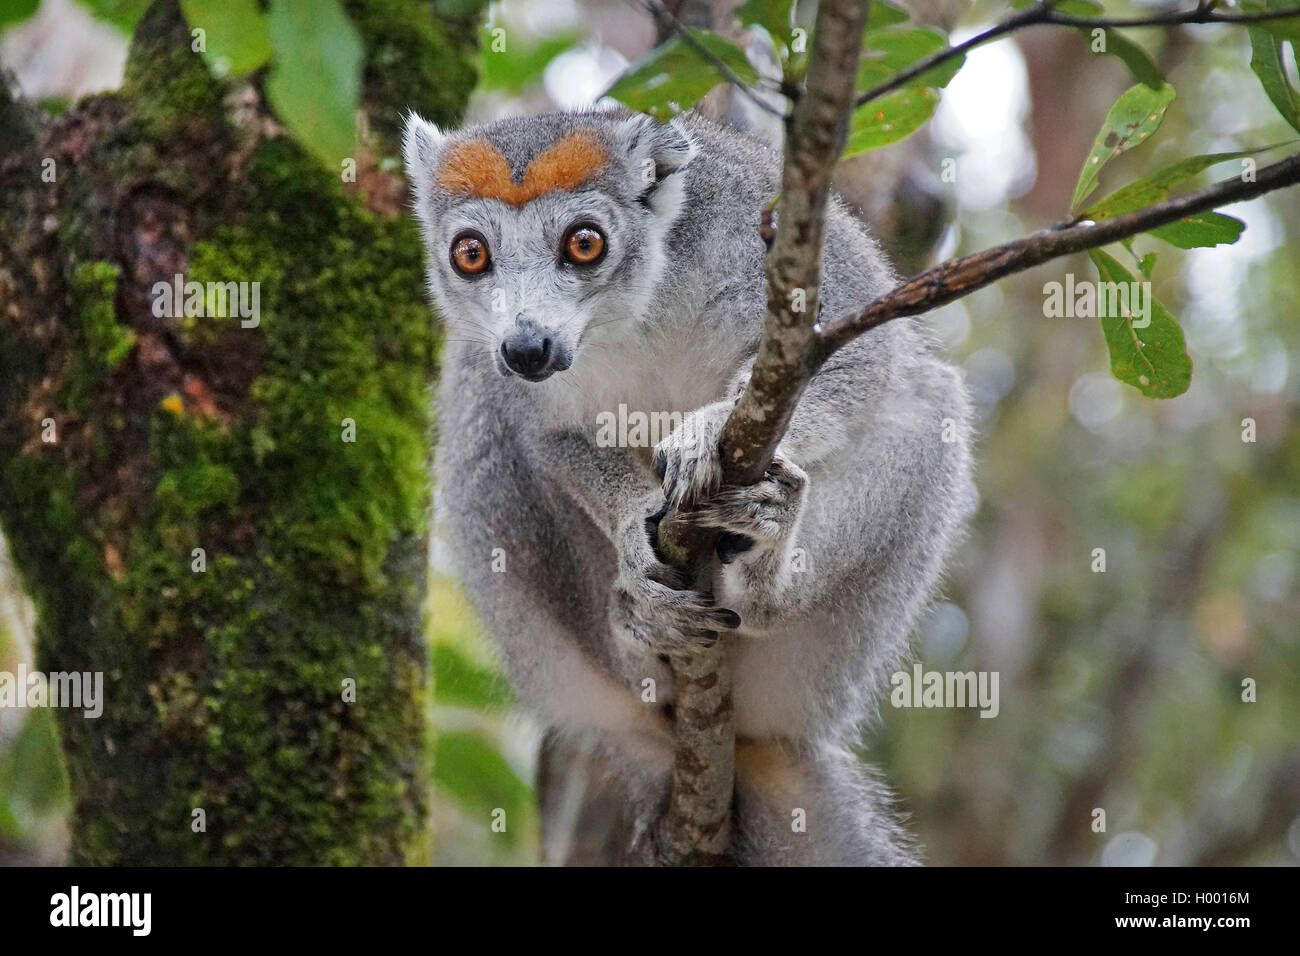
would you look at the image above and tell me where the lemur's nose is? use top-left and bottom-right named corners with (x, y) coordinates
top-left (501, 325), bottom-right (553, 379)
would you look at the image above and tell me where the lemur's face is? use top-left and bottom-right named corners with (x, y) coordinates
top-left (403, 111), bottom-right (696, 382)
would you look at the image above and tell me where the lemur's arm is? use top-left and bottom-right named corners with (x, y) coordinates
top-left (542, 428), bottom-right (660, 538)
top-left (655, 332), bottom-right (972, 634)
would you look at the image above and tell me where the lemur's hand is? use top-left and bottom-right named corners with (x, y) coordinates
top-left (611, 493), bottom-right (741, 653)
top-left (690, 452), bottom-right (809, 563)
top-left (652, 399), bottom-right (732, 508)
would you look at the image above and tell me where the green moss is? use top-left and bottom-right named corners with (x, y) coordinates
top-left (62, 261), bottom-right (133, 414)
top-left (346, 0), bottom-right (485, 149)
top-left (0, 0), bottom-right (479, 867)
top-left (61, 135), bottom-right (435, 864)
top-left (121, 1), bottom-right (225, 141)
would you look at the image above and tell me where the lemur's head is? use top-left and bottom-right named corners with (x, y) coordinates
top-left (403, 110), bottom-right (696, 382)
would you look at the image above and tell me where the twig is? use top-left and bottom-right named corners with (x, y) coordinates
top-left (653, 0), bottom-right (869, 866)
top-left (815, 151), bottom-right (1300, 353)
top-left (631, 0), bottom-right (788, 119)
top-left (854, 3), bottom-right (1300, 108)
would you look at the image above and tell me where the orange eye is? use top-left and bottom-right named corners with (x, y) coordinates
top-left (450, 231), bottom-right (491, 276)
top-left (563, 224), bottom-right (605, 266)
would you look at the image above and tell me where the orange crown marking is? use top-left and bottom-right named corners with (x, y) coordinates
top-left (436, 132), bottom-right (607, 206)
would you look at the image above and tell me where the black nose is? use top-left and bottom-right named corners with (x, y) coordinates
top-left (501, 328), bottom-right (552, 378)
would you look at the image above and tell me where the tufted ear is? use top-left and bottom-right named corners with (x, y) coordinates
top-left (612, 113), bottom-right (698, 218)
top-left (402, 111), bottom-right (446, 208)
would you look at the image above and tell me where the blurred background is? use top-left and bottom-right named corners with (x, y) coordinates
top-left (1, 0), bottom-right (1297, 865)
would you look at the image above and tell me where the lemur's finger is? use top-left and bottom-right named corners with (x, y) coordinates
top-left (645, 561), bottom-right (689, 591)
top-left (764, 455), bottom-right (808, 491)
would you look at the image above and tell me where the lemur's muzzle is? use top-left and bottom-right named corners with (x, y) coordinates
top-left (499, 317), bottom-right (571, 381)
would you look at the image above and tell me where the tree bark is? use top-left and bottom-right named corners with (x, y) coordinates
top-left (0, 0), bottom-right (483, 865)
top-left (655, 0), bottom-right (869, 866)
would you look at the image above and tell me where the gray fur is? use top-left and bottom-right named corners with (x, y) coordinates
top-left (405, 108), bottom-right (975, 865)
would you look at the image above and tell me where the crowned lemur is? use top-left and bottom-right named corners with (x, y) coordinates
top-left (403, 108), bottom-right (974, 865)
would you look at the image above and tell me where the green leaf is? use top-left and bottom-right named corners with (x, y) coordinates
top-left (1148, 212), bottom-right (1246, 248)
top-left (1247, 23), bottom-right (1300, 134)
top-left (1088, 249), bottom-right (1192, 398)
top-left (736, 0), bottom-right (793, 42)
top-left (1247, 0), bottom-right (1300, 45)
top-left (606, 30), bottom-right (757, 119)
top-left (1138, 251), bottom-right (1158, 278)
top-left (859, 26), bottom-right (964, 89)
top-left (1079, 27), bottom-right (1164, 89)
top-left (433, 644), bottom-right (513, 710)
top-left (1054, 0), bottom-right (1104, 14)
top-left (74, 0), bottom-right (150, 32)
top-left (848, 23), bottom-right (964, 155)
top-left (0, 0), bottom-right (39, 31)
top-left (867, 0), bottom-right (911, 29)
top-left (433, 730), bottom-right (532, 843)
top-left (264, 0), bottom-right (362, 169)
top-left (1081, 147), bottom-right (1278, 219)
top-left (844, 87), bottom-right (940, 157)
top-left (0, 707), bottom-right (71, 834)
top-left (478, 30), bottom-right (580, 93)
top-left (1071, 83), bottom-right (1176, 213)
top-left (181, 0), bottom-right (273, 78)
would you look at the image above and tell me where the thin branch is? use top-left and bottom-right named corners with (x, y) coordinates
top-left (854, 3), bottom-right (1300, 108)
top-left (816, 151), bottom-right (1300, 354)
top-left (653, 0), bottom-right (869, 867)
top-left (631, 0), bottom-right (788, 119)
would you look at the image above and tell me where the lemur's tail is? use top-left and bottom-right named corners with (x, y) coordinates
top-left (733, 739), bottom-right (921, 866)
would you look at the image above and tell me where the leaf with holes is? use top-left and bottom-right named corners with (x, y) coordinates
top-left (1081, 147), bottom-right (1279, 220)
top-left (1071, 83), bottom-right (1176, 213)
top-left (1089, 249), bottom-right (1191, 398)
top-left (844, 87), bottom-right (940, 157)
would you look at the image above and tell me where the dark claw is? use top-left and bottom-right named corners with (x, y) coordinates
top-left (645, 500), bottom-right (671, 555)
top-left (716, 531), bottom-right (756, 564)
top-left (653, 448), bottom-right (667, 481)
top-left (714, 609), bottom-right (742, 629)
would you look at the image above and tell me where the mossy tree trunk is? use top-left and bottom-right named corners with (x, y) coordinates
top-left (0, 0), bottom-right (481, 864)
